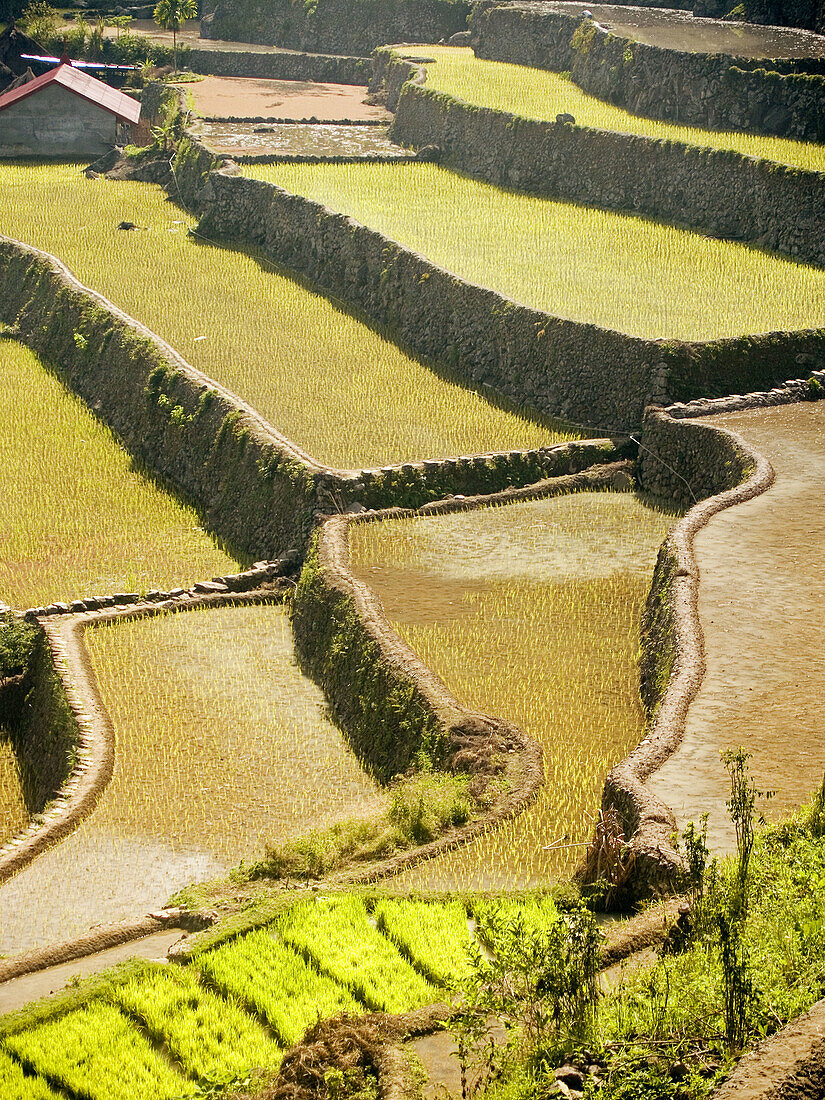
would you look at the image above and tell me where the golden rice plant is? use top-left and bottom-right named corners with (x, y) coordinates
top-left (251, 160), bottom-right (825, 342)
top-left (0, 733), bottom-right (28, 849)
top-left (0, 339), bottom-right (238, 610)
top-left (395, 46), bottom-right (825, 175)
top-left (0, 162), bottom-right (574, 468)
top-left (350, 490), bottom-right (677, 890)
top-left (84, 604), bottom-right (385, 862)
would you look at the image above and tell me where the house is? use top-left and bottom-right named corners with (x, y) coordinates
top-left (0, 59), bottom-right (141, 157)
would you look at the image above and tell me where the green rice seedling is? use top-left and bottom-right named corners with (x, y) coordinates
top-left (471, 896), bottom-right (560, 950)
top-left (84, 605), bottom-right (384, 865)
top-left (276, 895), bottom-right (437, 1012)
top-left (350, 491), bottom-right (677, 891)
top-left (0, 340), bottom-right (237, 610)
top-left (195, 926), bottom-right (363, 1046)
top-left (0, 1048), bottom-right (61, 1100)
top-left (111, 965), bottom-right (281, 1083)
top-left (250, 160), bottom-right (825, 342)
top-left (3, 1002), bottom-right (195, 1100)
top-left (373, 898), bottom-right (473, 986)
top-left (0, 162), bottom-right (575, 468)
top-left (392, 47), bottom-right (825, 175)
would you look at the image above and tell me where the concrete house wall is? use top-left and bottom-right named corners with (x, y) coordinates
top-left (0, 83), bottom-right (126, 157)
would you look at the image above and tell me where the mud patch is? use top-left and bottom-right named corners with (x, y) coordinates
top-left (187, 76), bottom-right (390, 121)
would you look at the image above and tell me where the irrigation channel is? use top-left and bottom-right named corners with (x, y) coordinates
top-left (0, 605), bottom-right (382, 955)
top-left (649, 402), bottom-right (825, 852)
top-left (350, 490), bottom-right (677, 890)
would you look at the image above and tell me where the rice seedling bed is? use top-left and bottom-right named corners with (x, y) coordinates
top-left (0, 605), bottom-right (384, 956)
top-left (276, 895), bottom-right (437, 1012)
top-left (2, 1002), bottom-right (194, 1100)
top-left (195, 926), bottom-right (363, 1046)
top-left (396, 47), bottom-right (825, 175)
top-left (0, 339), bottom-right (237, 611)
top-left (111, 965), bottom-right (281, 1082)
top-left (471, 895), bottom-right (560, 948)
top-left (0, 162), bottom-right (574, 469)
top-left (350, 491), bottom-right (677, 891)
top-left (372, 898), bottom-right (473, 986)
top-left (0, 1047), bottom-right (60, 1100)
top-left (248, 161), bottom-right (825, 341)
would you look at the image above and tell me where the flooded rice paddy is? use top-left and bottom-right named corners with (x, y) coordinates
top-left (0, 162), bottom-right (573, 470)
top-left (0, 339), bottom-right (238, 610)
top-left (197, 122), bottom-right (412, 159)
top-left (0, 605), bottom-right (383, 954)
top-left (350, 490), bottom-right (677, 890)
top-left (252, 162), bottom-right (825, 341)
top-left (649, 402), bottom-right (825, 851)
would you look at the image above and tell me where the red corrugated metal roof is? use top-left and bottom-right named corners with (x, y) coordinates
top-left (0, 62), bottom-right (141, 124)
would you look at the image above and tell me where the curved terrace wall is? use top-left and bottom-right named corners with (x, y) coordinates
top-left (471, 3), bottom-right (825, 141)
top-left (382, 55), bottom-right (825, 267)
top-left (591, 399), bottom-right (779, 903)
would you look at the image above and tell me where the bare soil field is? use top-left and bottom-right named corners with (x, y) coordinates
top-left (183, 75), bottom-right (390, 121)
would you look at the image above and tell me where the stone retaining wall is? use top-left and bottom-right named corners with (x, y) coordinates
top-left (0, 236), bottom-right (321, 563)
top-left (199, 0), bottom-right (469, 54)
top-left (472, 2), bottom-right (825, 141)
top-left (597, 401), bottom-right (776, 903)
top-left (385, 60), bottom-right (825, 267)
top-left (186, 48), bottom-right (372, 84)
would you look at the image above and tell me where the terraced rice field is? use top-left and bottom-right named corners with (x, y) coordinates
top-left (0, 893), bottom-right (561, 1099)
top-left (395, 46), bottom-right (825, 174)
top-left (0, 338), bottom-right (238, 610)
top-left (0, 738), bottom-right (28, 850)
top-left (0, 162), bottom-right (573, 469)
top-left (349, 490), bottom-right (677, 890)
top-left (0, 605), bottom-right (383, 954)
top-left (248, 161), bottom-right (825, 341)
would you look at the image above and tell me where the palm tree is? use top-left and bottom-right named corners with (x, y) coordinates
top-left (153, 0), bottom-right (196, 74)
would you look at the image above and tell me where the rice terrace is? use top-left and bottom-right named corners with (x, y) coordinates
top-left (0, 0), bottom-right (824, 1095)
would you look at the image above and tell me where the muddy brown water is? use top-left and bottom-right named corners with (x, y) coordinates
top-left (198, 122), bottom-right (410, 159)
top-left (186, 76), bottom-right (391, 122)
top-left (546, 2), bottom-right (825, 57)
top-left (649, 403), bottom-right (825, 852)
top-left (0, 605), bottom-right (383, 956)
top-left (350, 491), bottom-right (677, 892)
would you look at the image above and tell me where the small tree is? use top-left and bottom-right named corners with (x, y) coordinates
top-left (152, 0), bottom-right (196, 74)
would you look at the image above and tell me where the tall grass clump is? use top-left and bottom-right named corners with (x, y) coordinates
top-left (398, 47), bottom-right (825, 174)
top-left (251, 160), bottom-right (825, 341)
top-left (0, 340), bottom-right (237, 609)
top-left (350, 490), bottom-right (677, 891)
top-left (0, 162), bottom-right (574, 468)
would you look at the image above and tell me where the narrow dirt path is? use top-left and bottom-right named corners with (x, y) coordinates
top-left (649, 402), bottom-right (825, 850)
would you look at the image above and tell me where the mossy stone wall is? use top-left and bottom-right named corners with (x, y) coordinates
top-left (472, 3), bottom-right (825, 140)
top-left (199, 0), bottom-right (470, 55)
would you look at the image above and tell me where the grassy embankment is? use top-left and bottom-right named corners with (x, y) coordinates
top-left (349, 491), bottom-right (678, 889)
top-left (0, 163), bottom-right (574, 470)
top-left (395, 46), bottom-right (825, 174)
top-left (247, 160), bottom-right (825, 342)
